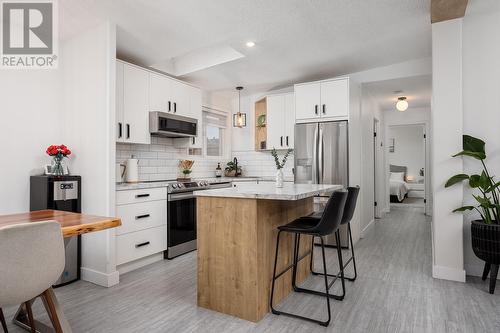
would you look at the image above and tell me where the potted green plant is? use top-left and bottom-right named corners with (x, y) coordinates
top-left (445, 135), bottom-right (500, 294)
top-left (224, 161), bottom-right (242, 177)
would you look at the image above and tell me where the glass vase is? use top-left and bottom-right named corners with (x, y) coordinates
top-left (52, 155), bottom-right (65, 176)
top-left (276, 169), bottom-right (284, 188)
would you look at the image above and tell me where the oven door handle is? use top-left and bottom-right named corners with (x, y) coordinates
top-left (168, 192), bottom-right (195, 201)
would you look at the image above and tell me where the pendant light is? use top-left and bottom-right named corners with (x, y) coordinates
top-left (396, 96), bottom-right (408, 112)
top-left (233, 86), bottom-right (247, 128)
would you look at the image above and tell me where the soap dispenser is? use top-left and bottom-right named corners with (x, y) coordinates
top-left (215, 163), bottom-right (222, 178)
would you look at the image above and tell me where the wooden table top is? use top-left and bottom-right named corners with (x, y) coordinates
top-left (0, 210), bottom-right (121, 237)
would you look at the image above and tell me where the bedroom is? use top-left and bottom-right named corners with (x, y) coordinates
top-left (388, 124), bottom-right (426, 211)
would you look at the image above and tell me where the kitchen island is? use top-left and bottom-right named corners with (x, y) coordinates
top-left (194, 183), bottom-right (342, 322)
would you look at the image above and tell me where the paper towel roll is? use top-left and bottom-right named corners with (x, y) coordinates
top-left (125, 157), bottom-right (139, 183)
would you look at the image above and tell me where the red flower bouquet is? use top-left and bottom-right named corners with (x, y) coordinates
top-left (46, 144), bottom-right (71, 175)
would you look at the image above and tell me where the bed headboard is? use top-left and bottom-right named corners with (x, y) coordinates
top-left (390, 164), bottom-right (407, 179)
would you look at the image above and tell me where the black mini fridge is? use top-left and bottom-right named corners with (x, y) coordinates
top-left (30, 175), bottom-right (81, 287)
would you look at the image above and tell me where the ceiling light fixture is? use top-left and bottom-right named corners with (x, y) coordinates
top-left (245, 41), bottom-right (255, 48)
top-left (233, 86), bottom-right (246, 128)
top-left (396, 97), bottom-right (408, 112)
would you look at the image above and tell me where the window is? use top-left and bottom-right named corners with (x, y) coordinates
top-left (203, 108), bottom-right (228, 158)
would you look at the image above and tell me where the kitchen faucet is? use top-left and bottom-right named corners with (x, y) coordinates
top-left (233, 157), bottom-right (241, 176)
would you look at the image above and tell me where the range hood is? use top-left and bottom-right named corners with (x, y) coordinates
top-left (149, 111), bottom-right (198, 138)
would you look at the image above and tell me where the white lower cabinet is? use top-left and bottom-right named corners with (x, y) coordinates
top-left (116, 225), bottom-right (167, 265)
top-left (115, 188), bottom-right (167, 268)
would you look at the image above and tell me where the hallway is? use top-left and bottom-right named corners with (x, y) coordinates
top-left (4, 207), bottom-right (499, 333)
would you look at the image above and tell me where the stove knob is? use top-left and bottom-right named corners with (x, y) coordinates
top-left (172, 184), bottom-right (177, 189)
top-left (178, 183), bottom-right (184, 188)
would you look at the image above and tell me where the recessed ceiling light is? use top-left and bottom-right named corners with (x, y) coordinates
top-left (246, 41), bottom-right (255, 48)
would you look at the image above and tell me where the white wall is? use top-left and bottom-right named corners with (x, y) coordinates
top-left (0, 70), bottom-right (63, 214)
top-left (62, 22), bottom-right (118, 287)
top-left (387, 125), bottom-right (424, 181)
top-left (462, 9), bottom-right (500, 278)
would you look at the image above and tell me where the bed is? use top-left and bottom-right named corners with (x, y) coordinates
top-left (389, 165), bottom-right (409, 203)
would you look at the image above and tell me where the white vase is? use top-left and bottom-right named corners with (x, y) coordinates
top-left (275, 169), bottom-right (284, 188)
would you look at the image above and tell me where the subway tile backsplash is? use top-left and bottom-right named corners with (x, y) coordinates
top-left (116, 137), bottom-right (294, 181)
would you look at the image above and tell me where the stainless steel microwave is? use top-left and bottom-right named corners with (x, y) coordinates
top-left (149, 111), bottom-right (198, 138)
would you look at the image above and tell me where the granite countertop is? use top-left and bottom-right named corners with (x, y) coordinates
top-left (193, 183), bottom-right (343, 201)
top-left (115, 176), bottom-right (294, 191)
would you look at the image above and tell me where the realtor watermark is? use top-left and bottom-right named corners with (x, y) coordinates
top-left (1, 0), bottom-right (58, 69)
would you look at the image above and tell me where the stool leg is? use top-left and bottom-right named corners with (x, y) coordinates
top-left (319, 236), bottom-right (331, 327)
top-left (270, 230), bottom-right (283, 313)
top-left (489, 264), bottom-right (498, 294)
top-left (24, 302), bottom-right (36, 333)
top-left (482, 262), bottom-right (491, 281)
top-left (0, 307), bottom-right (8, 333)
top-left (291, 233), bottom-right (300, 291)
top-left (309, 236), bottom-right (315, 273)
top-left (348, 223), bottom-right (357, 281)
top-left (335, 230), bottom-right (346, 300)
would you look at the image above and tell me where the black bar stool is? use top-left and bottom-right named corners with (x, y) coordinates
top-left (310, 186), bottom-right (360, 283)
top-left (270, 191), bottom-right (348, 327)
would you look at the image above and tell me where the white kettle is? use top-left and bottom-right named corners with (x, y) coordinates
top-left (124, 156), bottom-right (139, 183)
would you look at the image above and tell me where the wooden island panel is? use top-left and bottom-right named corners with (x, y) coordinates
top-left (197, 196), bottom-right (313, 322)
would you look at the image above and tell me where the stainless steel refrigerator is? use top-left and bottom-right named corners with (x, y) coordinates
top-left (294, 120), bottom-right (350, 247)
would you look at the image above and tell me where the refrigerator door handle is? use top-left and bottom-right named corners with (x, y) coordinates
top-left (319, 127), bottom-right (324, 183)
top-left (312, 125), bottom-right (318, 184)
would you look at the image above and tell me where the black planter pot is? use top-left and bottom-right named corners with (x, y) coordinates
top-left (471, 220), bottom-right (500, 294)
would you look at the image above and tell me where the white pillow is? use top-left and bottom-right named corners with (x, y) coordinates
top-left (390, 172), bottom-right (405, 182)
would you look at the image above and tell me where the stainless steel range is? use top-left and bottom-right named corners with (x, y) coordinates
top-left (165, 179), bottom-right (231, 259)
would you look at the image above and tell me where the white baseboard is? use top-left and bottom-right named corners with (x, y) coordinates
top-left (465, 263), bottom-right (500, 280)
top-left (361, 219), bottom-right (375, 238)
top-left (81, 267), bottom-right (120, 287)
top-left (117, 252), bottom-right (164, 275)
top-left (432, 265), bottom-right (466, 282)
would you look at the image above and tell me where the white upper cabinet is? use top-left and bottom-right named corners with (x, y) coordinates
top-left (260, 93), bottom-right (295, 150)
top-left (116, 61), bottom-right (125, 142)
top-left (149, 72), bottom-right (172, 113)
top-left (295, 77), bottom-right (349, 122)
top-left (119, 62), bottom-right (151, 144)
top-left (284, 93), bottom-right (295, 148)
top-left (171, 81), bottom-right (190, 116)
top-left (266, 95), bottom-right (285, 149)
top-left (295, 82), bottom-right (321, 121)
top-left (319, 78), bottom-right (349, 119)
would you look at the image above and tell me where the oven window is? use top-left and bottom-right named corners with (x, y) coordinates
top-left (168, 197), bottom-right (196, 247)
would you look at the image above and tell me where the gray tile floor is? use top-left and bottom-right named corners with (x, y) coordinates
top-left (4, 206), bottom-right (500, 332)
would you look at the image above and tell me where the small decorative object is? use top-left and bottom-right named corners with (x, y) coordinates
top-left (179, 160), bottom-right (194, 181)
top-left (233, 86), bottom-right (247, 128)
top-left (419, 168), bottom-right (424, 177)
top-left (445, 135), bottom-right (500, 294)
top-left (271, 148), bottom-right (293, 188)
top-left (224, 161), bottom-right (242, 177)
top-left (215, 163), bottom-right (222, 178)
top-left (260, 141), bottom-right (266, 150)
top-left (256, 114), bottom-right (266, 128)
top-left (46, 144), bottom-right (71, 176)
top-left (389, 138), bottom-right (395, 153)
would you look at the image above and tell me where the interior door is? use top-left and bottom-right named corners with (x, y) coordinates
top-left (284, 93), bottom-right (295, 148)
top-left (295, 82), bottom-right (321, 121)
top-left (266, 95), bottom-right (285, 149)
top-left (294, 122), bottom-right (318, 184)
top-left (320, 79), bottom-right (349, 119)
top-left (319, 121), bottom-right (348, 186)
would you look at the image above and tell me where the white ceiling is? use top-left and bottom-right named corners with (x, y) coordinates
top-left (57, 0), bottom-right (498, 94)
top-left (363, 75), bottom-right (432, 111)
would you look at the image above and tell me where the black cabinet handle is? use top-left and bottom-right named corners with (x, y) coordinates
top-left (135, 194), bottom-right (150, 198)
top-left (315, 105), bottom-right (318, 115)
top-left (192, 137), bottom-right (195, 145)
top-left (173, 102), bottom-right (177, 113)
top-left (286, 136), bottom-right (289, 146)
top-left (280, 136), bottom-right (283, 146)
top-left (126, 124), bottom-right (130, 139)
top-left (135, 214), bottom-right (150, 220)
top-left (168, 101), bottom-right (171, 112)
top-left (118, 122), bottom-right (122, 138)
top-left (135, 241), bottom-right (150, 248)
top-left (322, 104), bottom-right (326, 114)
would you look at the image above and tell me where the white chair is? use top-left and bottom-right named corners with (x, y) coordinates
top-left (0, 221), bottom-right (65, 333)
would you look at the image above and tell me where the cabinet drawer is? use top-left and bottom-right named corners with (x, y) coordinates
top-left (116, 200), bottom-right (167, 235)
top-left (116, 187), bottom-right (167, 205)
top-left (116, 225), bottom-right (167, 265)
